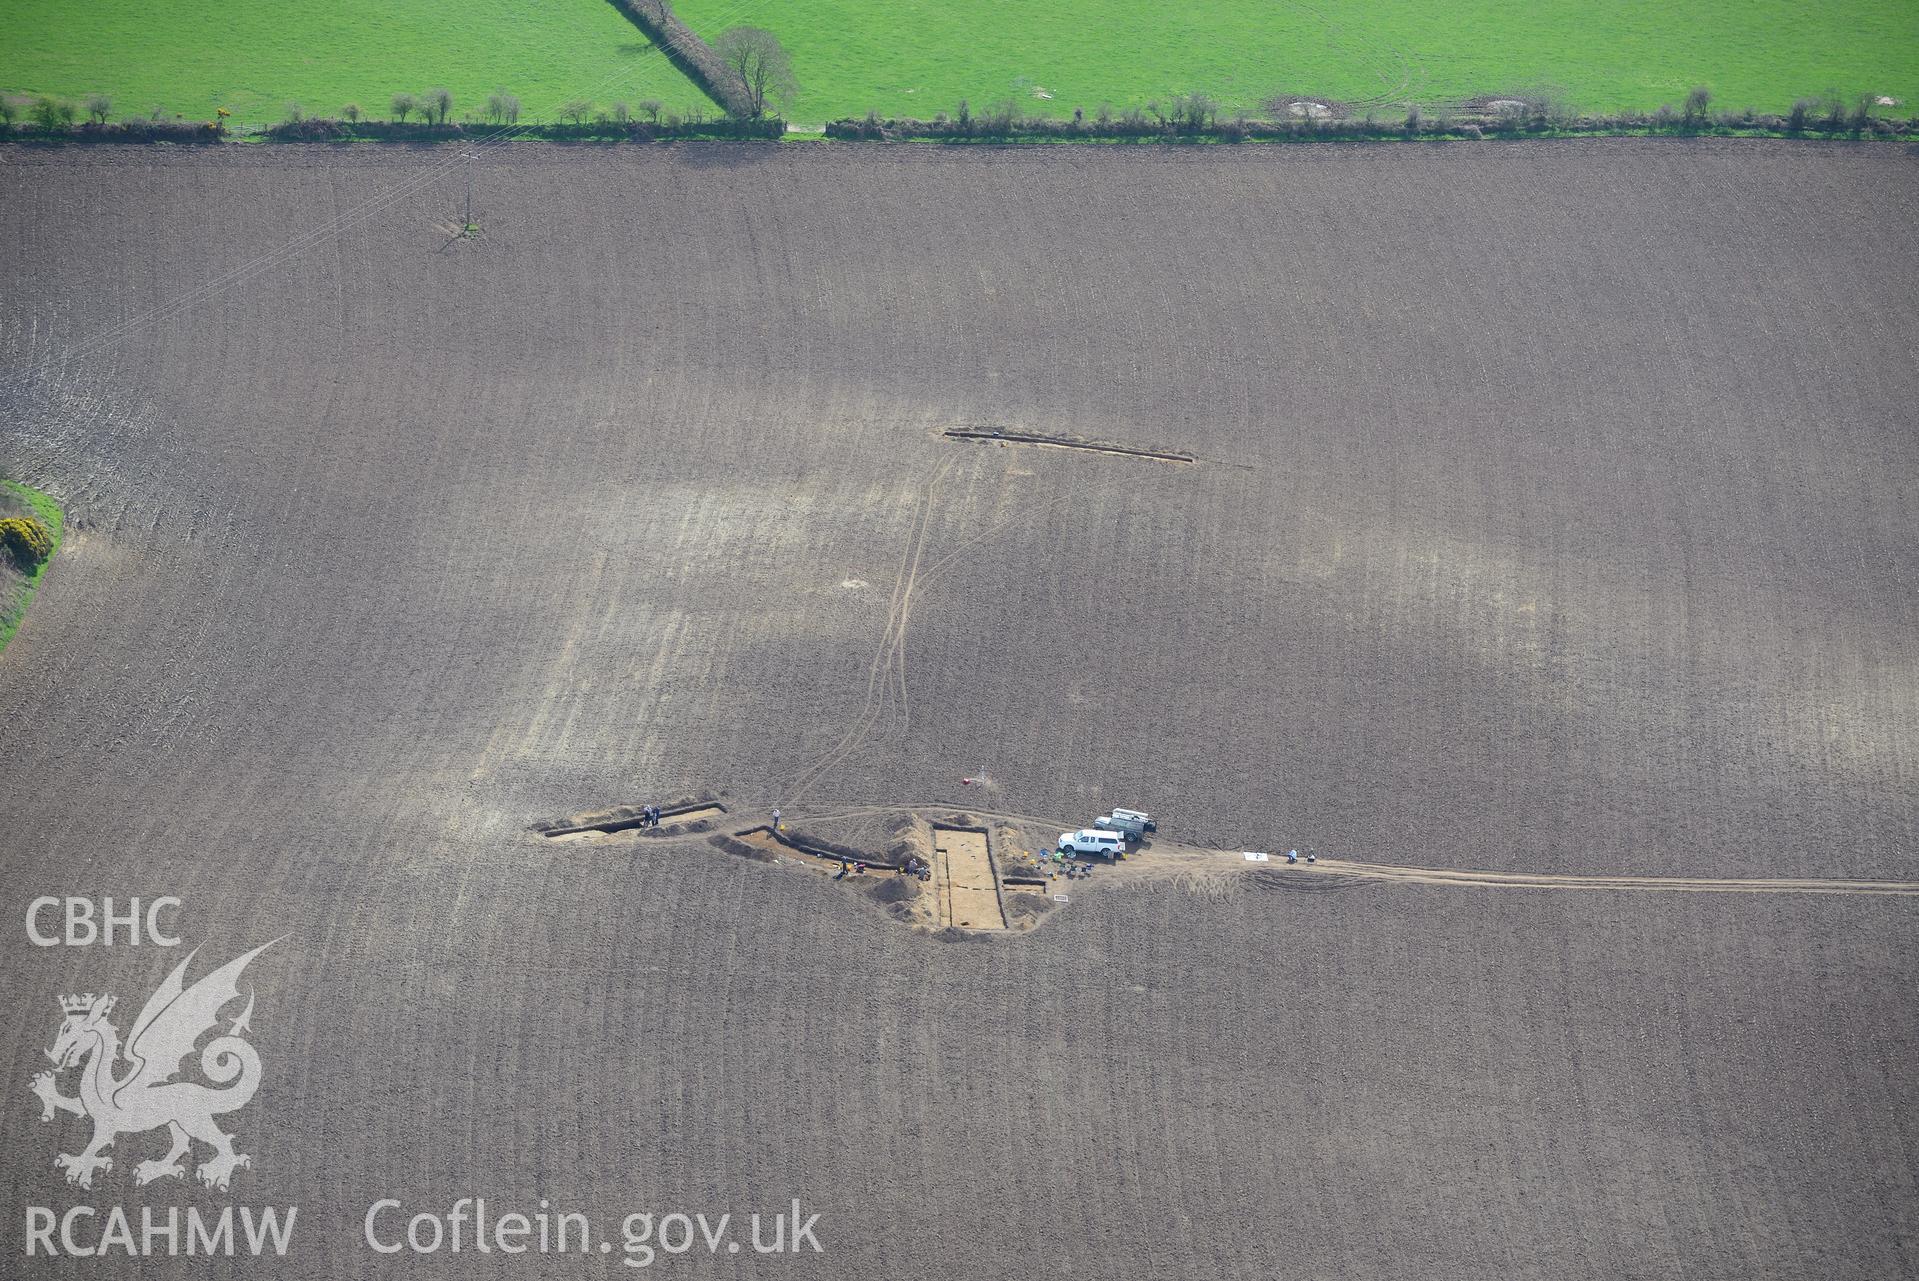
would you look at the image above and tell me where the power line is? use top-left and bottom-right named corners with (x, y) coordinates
top-left (2, 0), bottom-right (764, 395)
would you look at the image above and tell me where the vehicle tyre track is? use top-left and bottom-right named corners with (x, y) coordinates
top-left (769, 804), bottom-right (1919, 898)
top-left (785, 457), bottom-right (951, 801)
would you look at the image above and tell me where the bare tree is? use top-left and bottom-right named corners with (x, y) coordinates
top-left (612, 100), bottom-right (631, 124)
top-left (0, 95), bottom-right (22, 130)
top-left (343, 103), bottom-right (362, 123)
top-left (1168, 92), bottom-right (1216, 132)
top-left (1682, 86), bottom-right (1712, 128)
top-left (559, 99), bottom-right (593, 125)
top-left (391, 92), bottom-right (418, 124)
top-left (31, 97), bottom-right (73, 131)
top-left (83, 93), bottom-right (111, 124)
top-left (482, 91), bottom-right (521, 125)
top-left (1820, 90), bottom-right (1846, 131)
top-left (1848, 93), bottom-right (1873, 134)
top-left (638, 99), bottom-right (662, 123)
top-left (713, 27), bottom-right (798, 119)
top-left (425, 87), bottom-right (453, 126)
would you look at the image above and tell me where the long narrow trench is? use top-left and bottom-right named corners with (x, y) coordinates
top-left (542, 803), bottom-right (728, 839)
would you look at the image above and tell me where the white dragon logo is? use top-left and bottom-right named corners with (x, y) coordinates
top-left (29, 941), bottom-right (278, 1191)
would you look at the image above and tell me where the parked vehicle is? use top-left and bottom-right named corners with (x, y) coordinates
top-left (1108, 807), bottom-right (1156, 831)
top-left (1057, 829), bottom-right (1126, 859)
top-left (1094, 813), bottom-right (1148, 838)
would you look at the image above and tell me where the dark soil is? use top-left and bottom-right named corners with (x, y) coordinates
top-left (1, 141), bottom-right (1915, 1280)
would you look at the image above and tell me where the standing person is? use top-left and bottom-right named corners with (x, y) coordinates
top-left (772, 806), bottom-right (782, 831)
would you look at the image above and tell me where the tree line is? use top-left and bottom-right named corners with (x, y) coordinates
top-left (827, 87), bottom-right (1915, 143)
top-left (0, 27), bottom-right (798, 134)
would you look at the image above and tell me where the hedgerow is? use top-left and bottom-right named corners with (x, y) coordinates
top-left (607, 0), bottom-right (755, 119)
top-left (259, 116), bottom-right (781, 142)
top-left (3, 86), bottom-right (1911, 147)
top-left (824, 97), bottom-right (1919, 143)
top-left (0, 116), bottom-right (225, 143)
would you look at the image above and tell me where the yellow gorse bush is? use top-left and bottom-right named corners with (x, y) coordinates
top-left (0, 515), bottom-right (53, 567)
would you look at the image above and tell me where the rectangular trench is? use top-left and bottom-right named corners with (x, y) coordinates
top-left (933, 826), bottom-right (1007, 931)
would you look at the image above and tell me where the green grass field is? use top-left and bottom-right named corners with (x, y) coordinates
top-left (0, 480), bottom-right (62, 660)
top-left (3, 0), bottom-right (1914, 131)
top-left (0, 0), bottom-right (711, 124)
top-left (671, 0), bottom-right (1917, 122)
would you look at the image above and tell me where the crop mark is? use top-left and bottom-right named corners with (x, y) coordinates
top-left (943, 428), bottom-right (1195, 465)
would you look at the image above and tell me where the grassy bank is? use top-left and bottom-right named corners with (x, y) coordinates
top-left (0, 0), bottom-right (710, 125)
top-left (671, 0), bottom-right (1916, 122)
top-left (0, 479), bottom-right (63, 659)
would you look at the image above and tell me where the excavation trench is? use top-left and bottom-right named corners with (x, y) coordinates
top-left (942, 428), bottom-right (1195, 464)
top-left (542, 802), bottom-right (727, 839)
top-left (734, 824), bottom-right (907, 869)
top-left (932, 824), bottom-right (1008, 931)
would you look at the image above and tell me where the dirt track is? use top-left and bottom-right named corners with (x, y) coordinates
top-left (2, 141), bottom-right (1917, 1279)
top-left (1311, 859), bottom-right (1919, 895)
top-left (782, 802), bottom-right (1919, 900)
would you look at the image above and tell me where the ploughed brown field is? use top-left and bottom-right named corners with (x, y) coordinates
top-left (1, 141), bottom-right (1915, 1278)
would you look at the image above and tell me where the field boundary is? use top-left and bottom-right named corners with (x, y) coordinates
top-left (603, 0), bottom-right (754, 119)
top-left (3, 100), bottom-right (1913, 149)
top-left (0, 479), bottom-right (63, 659)
top-left (4, 123), bottom-right (1913, 151)
top-left (260, 117), bottom-right (781, 143)
top-left (828, 107), bottom-right (1918, 145)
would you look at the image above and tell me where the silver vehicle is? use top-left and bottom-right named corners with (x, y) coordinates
top-left (1098, 807), bottom-right (1156, 833)
top-left (1094, 813), bottom-right (1148, 838)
